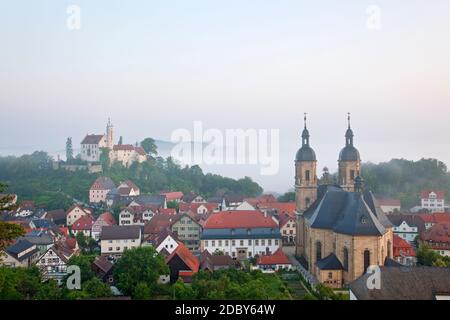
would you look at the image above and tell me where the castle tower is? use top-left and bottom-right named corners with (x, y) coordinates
top-left (338, 113), bottom-right (361, 192)
top-left (295, 114), bottom-right (318, 258)
top-left (106, 117), bottom-right (114, 149)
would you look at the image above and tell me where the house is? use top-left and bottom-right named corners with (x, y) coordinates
top-left (243, 195), bottom-right (278, 208)
top-left (91, 255), bottom-right (114, 284)
top-left (143, 214), bottom-right (175, 237)
top-left (107, 194), bottom-right (167, 209)
top-left (116, 180), bottom-right (140, 197)
top-left (45, 209), bottom-right (67, 226)
top-left (143, 228), bottom-right (179, 254)
top-left (92, 212), bottom-right (116, 241)
top-left (170, 213), bottom-right (202, 252)
top-left (418, 213), bottom-right (450, 230)
top-left (71, 215), bottom-right (94, 238)
top-left (30, 218), bottom-right (57, 230)
top-left (100, 225), bottom-right (141, 256)
top-left (278, 212), bottom-right (296, 244)
top-left (200, 210), bottom-right (282, 260)
top-left (20, 230), bottom-right (54, 254)
top-left (160, 191), bottom-right (184, 203)
top-left (36, 246), bottom-right (71, 285)
top-left (387, 214), bottom-right (425, 244)
top-left (182, 193), bottom-right (206, 204)
top-left (179, 202), bottom-right (219, 215)
top-left (166, 242), bottom-right (200, 283)
top-left (66, 205), bottom-right (92, 226)
top-left (256, 202), bottom-right (296, 216)
top-left (234, 201), bottom-right (256, 211)
top-left (254, 248), bottom-right (292, 273)
top-left (200, 250), bottom-right (237, 271)
top-left (377, 198), bottom-right (401, 214)
top-left (393, 234), bottom-right (416, 266)
top-left (349, 266), bottom-right (450, 300)
top-left (158, 208), bottom-right (177, 216)
top-left (80, 119), bottom-right (113, 162)
top-left (421, 190), bottom-right (445, 213)
top-left (110, 144), bottom-right (147, 167)
top-left (119, 206), bottom-right (156, 226)
top-left (420, 221), bottom-right (450, 257)
top-left (89, 176), bottom-right (116, 204)
top-left (0, 239), bottom-right (40, 268)
top-left (15, 200), bottom-right (35, 217)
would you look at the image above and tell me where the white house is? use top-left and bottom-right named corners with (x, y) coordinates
top-left (234, 201), bottom-right (256, 211)
top-left (119, 207), bottom-right (156, 226)
top-left (89, 176), bottom-right (116, 204)
top-left (254, 248), bottom-right (293, 272)
top-left (200, 211), bottom-right (282, 260)
top-left (80, 119), bottom-right (113, 163)
top-left (392, 220), bottom-right (418, 243)
top-left (36, 247), bottom-right (71, 285)
top-left (0, 240), bottom-right (40, 268)
top-left (91, 212), bottom-right (116, 241)
top-left (421, 190), bottom-right (445, 213)
top-left (110, 145), bottom-right (147, 167)
top-left (100, 225), bottom-right (141, 256)
top-left (66, 205), bottom-right (92, 226)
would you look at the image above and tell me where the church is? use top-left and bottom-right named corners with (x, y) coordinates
top-left (295, 114), bottom-right (393, 288)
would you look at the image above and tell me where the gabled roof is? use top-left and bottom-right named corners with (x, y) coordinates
top-left (316, 253), bottom-right (344, 270)
top-left (278, 212), bottom-right (296, 228)
top-left (71, 215), bottom-right (94, 231)
top-left (257, 248), bottom-right (291, 265)
top-left (81, 134), bottom-right (104, 145)
top-left (387, 213), bottom-right (426, 233)
top-left (377, 198), bottom-right (401, 207)
top-left (121, 180), bottom-right (139, 192)
top-left (96, 212), bottom-right (116, 226)
top-left (200, 250), bottom-right (236, 270)
top-left (66, 204), bottom-right (92, 215)
top-left (158, 208), bottom-right (177, 216)
top-left (244, 195), bottom-right (278, 207)
top-left (5, 239), bottom-right (35, 256)
top-left (160, 191), bottom-right (184, 201)
top-left (421, 222), bottom-right (450, 243)
top-left (45, 209), bottom-right (67, 224)
top-left (393, 235), bottom-right (416, 257)
top-left (179, 202), bottom-right (218, 214)
top-left (421, 190), bottom-right (445, 200)
top-left (182, 192), bottom-right (199, 203)
top-left (91, 177), bottom-right (116, 191)
top-left (350, 267), bottom-right (450, 300)
top-left (166, 242), bottom-right (199, 272)
top-left (113, 144), bottom-right (135, 151)
top-left (143, 214), bottom-right (174, 235)
top-left (257, 202), bottom-right (296, 215)
top-left (203, 211), bottom-right (278, 229)
top-left (92, 255), bottom-right (113, 274)
top-left (418, 213), bottom-right (450, 224)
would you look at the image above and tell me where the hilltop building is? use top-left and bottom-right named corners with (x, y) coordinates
top-left (80, 119), bottom-right (114, 163)
top-left (295, 114), bottom-right (393, 288)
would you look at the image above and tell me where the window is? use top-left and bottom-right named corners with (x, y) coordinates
top-left (116, 247), bottom-right (120, 251)
top-left (255, 240), bottom-right (259, 246)
top-left (218, 240), bottom-right (222, 246)
top-left (305, 170), bottom-right (310, 181)
top-left (232, 240), bottom-right (235, 246)
top-left (328, 272), bottom-right (333, 279)
top-left (240, 240), bottom-right (244, 246)
top-left (268, 239), bottom-right (272, 246)
top-left (108, 247), bottom-right (112, 251)
top-left (261, 240), bottom-right (265, 245)
top-left (316, 241), bottom-right (322, 261)
top-left (225, 240), bottom-right (229, 246)
top-left (343, 247), bottom-right (349, 271)
top-left (248, 240), bottom-right (252, 245)
top-left (363, 250), bottom-right (370, 274)
top-left (275, 240), bottom-right (279, 245)
top-left (204, 241), bottom-right (208, 247)
top-left (350, 170), bottom-right (355, 180)
top-left (212, 240), bottom-right (215, 247)
top-left (305, 198), bottom-right (311, 208)
top-left (248, 252), bottom-right (252, 257)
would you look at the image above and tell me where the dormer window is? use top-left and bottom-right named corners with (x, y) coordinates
top-left (360, 215), bottom-right (368, 224)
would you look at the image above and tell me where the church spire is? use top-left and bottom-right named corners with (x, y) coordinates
top-left (302, 113), bottom-right (310, 146)
top-left (345, 112), bottom-right (354, 146)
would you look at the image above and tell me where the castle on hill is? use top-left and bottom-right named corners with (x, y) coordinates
top-left (80, 119), bottom-right (147, 167)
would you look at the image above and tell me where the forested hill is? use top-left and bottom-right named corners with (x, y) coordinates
top-left (362, 158), bottom-right (450, 209)
top-left (0, 151), bottom-right (263, 210)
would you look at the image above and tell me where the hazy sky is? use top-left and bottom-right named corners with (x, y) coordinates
top-left (1, 1), bottom-right (450, 192)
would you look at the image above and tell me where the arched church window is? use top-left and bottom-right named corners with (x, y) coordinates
top-left (305, 198), bottom-right (311, 208)
top-left (350, 170), bottom-right (355, 180)
top-left (387, 240), bottom-right (391, 258)
top-left (343, 247), bottom-right (349, 271)
top-left (363, 250), bottom-right (370, 274)
top-left (316, 241), bottom-right (322, 261)
top-left (305, 170), bottom-right (310, 181)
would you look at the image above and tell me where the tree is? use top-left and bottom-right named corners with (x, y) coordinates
top-left (118, 136), bottom-right (123, 145)
top-left (67, 254), bottom-right (96, 283)
top-left (99, 147), bottom-right (111, 169)
top-left (277, 192), bottom-right (295, 203)
top-left (133, 282), bottom-right (152, 300)
top-left (140, 138), bottom-right (158, 156)
top-left (172, 279), bottom-right (196, 300)
top-left (0, 182), bottom-right (17, 211)
top-left (66, 137), bottom-right (73, 162)
top-left (83, 278), bottom-right (112, 298)
top-left (0, 222), bottom-right (25, 252)
top-left (113, 247), bottom-right (169, 298)
top-left (167, 200), bottom-right (179, 211)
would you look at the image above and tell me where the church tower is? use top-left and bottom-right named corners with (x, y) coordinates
top-left (295, 114), bottom-right (318, 212)
top-left (338, 113), bottom-right (361, 192)
top-left (295, 114), bottom-right (317, 258)
top-left (106, 118), bottom-right (114, 149)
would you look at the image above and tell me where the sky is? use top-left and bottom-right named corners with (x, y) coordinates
top-left (1, 1), bottom-right (450, 193)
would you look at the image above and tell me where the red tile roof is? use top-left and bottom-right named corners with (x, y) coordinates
top-left (421, 222), bottom-right (450, 244)
top-left (97, 212), bottom-right (116, 225)
top-left (258, 202), bottom-right (296, 215)
top-left (160, 191), bottom-right (184, 201)
top-left (166, 242), bottom-right (199, 273)
top-left (158, 208), bottom-right (177, 216)
top-left (418, 213), bottom-right (450, 224)
top-left (203, 211), bottom-right (278, 229)
top-left (90, 177), bottom-right (116, 191)
top-left (278, 212), bottom-right (296, 228)
top-left (393, 235), bottom-right (416, 257)
top-left (144, 214), bottom-right (174, 235)
top-left (72, 215), bottom-right (94, 231)
top-left (179, 202), bottom-right (218, 214)
top-left (244, 195), bottom-right (278, 207)
top-left (421, 190), bottom-right (445, 200)
top-left (123, 180), bottom-right (139, 192)
top-left (257, 248), bottom-right (291, 265)
top-left (113, 144), bottom-right (135, 151)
